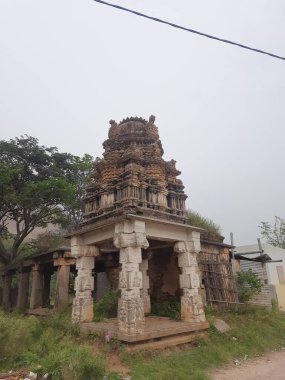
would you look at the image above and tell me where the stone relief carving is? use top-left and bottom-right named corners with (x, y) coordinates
top-left (119, 272), bottom-right (127, 288)
top-left (114, 232), bottom-right (149, 250)
top-left (118, 289), bottom-right (145, 333)
top-left (132, 271), bottom-right (142, 287)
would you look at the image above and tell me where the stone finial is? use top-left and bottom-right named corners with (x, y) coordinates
top-left (149, 115), bottom-right (156, 124)
top-left (108, 119), bottom-right (118, 139)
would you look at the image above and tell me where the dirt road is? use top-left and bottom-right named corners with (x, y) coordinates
top-left (210, 350), bottom-right (285, 380)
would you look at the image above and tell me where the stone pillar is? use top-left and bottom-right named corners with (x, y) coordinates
top-left (114, 219), bottom-right (149, 334)
top-left (2, 272), bottom-right (12, 310)
top-left (54, 259), bottom-right (70, 311)
top-left (141, 257), bottom-right (151, 314)
top-left (43, 271), bottom-right (51, 308)
top-left (71, 239), bottom-right (99, 323)
top-left (30, 265), bottom-right (44, 309)
top-left (174, 234), bottom-right (206, 323)
top-left (17, 270), bottom-right (30, 312)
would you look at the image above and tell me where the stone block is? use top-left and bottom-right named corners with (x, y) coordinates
top-left (114, 232), bottom-right (149, 249)
top-left (119, 266), bottom-right (142, 290)
top-left (72, 297), bottom-right (93, 323)
top-left (190, 271), bottom-right (200, 289)
top-left (213, 318), bottom-right (231, 333)
top-left (179, 273), bottom-right (191, 288)
top-left (74, 275), bottom-right (94, 292)
top-left (71, 244), bottom-right (99, 258)
top-left (174, 241), bottom-right (187, 254)
top-left (178, 252), bottom-right (197, 268)
top-left (119, 247), bottom-right (142, 264)
top-left (76, 256), bottom-right (95, 270)
top-left (82, 245), bottom-right (100, 257)
top-left (118, 288), bottom-right (145, 333)
top-left (180, 287), bottom-right (205, 323)
top-left (119, 271), bottom-right (128, 289)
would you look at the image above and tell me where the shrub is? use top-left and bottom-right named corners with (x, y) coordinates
top-left (236, 269), bottom-right (262, 303)
top-left (151, 298), bottom-right (180, 319)
top-left (0, 312), bottom-right (41, 362)
top-left (93, 290), bottom-right (119, 321)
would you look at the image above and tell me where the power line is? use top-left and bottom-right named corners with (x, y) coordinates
top-left (93, 0), bottom-right (285, 61)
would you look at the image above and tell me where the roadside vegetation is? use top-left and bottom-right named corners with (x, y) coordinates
top-left (122, 306), bottom-right (285, 380)
top-left (0, 309), bottom-right (107, 380)
top-left (1, 305), bottom-right (285, 380)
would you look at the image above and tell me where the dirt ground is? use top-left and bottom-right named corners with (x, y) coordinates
top-left (210, 350), bottom-right (285, 380)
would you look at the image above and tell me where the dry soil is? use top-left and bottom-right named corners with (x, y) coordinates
top-left (210, 350), bottom-right (285, 380)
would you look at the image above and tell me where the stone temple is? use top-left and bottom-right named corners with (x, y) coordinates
top-left (2, 115), bottom-right (237, 343)
top-left (70, 115), bottom-right (209, 344)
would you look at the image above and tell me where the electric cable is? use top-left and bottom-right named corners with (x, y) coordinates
top-left (93, 0), bottom-right (285, 61)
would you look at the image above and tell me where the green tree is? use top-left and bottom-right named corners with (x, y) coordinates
top-left (0, 135), bottom-right (93, 308)
top-left (259, 216), bottom-right (285, 249)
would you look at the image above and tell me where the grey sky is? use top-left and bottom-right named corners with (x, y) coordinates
top-left (0, 0), bottom-right (284, 245)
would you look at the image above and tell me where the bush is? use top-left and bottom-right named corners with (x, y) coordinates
top-left (151, 298), bottom-right (180, 319)
top-left (93, 290), bottom-right (119, 321)
top-left (0, 312), bottom-right (41, 363)
top-left (236, 269), bottom-right (262, 303)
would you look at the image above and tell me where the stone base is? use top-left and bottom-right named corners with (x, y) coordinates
top-left (28, 307), bottom-right (52, 316)
top-left (125, 331), bottom-right (208, 352)
top-left (80, 316), bottom-right (209, 346)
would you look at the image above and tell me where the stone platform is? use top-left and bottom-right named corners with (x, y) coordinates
top-left (80, 316), bottom-right (209, 350)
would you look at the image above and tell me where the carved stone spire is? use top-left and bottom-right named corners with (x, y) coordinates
top-left (83, 116), bottom-right (187, 224)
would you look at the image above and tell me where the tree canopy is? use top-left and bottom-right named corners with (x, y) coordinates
top-left (259, 216), bottom-right (285, 249)
top-left (0, 135), bottom-right (93, 269)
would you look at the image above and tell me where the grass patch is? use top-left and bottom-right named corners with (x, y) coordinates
top-left (2, 305), bottom-right (285, 379)
top-left (121, 306), bottom-right (285, 380)
top-left (186, 210), bottom-right (220, 235)
top-left (0, 308), bottom-right (106, 379)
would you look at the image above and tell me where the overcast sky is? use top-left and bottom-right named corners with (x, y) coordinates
top-left (0, 0), bottom-right (284, 245)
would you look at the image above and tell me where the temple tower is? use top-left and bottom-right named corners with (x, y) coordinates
top-left (84, 116), bottom-right (187, 224)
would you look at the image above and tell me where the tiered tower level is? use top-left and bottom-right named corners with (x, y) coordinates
top-left (84, 116), bottom-right (187, 224)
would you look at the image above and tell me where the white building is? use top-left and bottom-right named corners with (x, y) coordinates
top-left (234, 243), bottom-right (285, 310)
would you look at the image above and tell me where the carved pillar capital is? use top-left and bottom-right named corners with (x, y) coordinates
top-left (71, 238), bottom-right (100, 258)
top-left (114, 232), bottom-right (149, 250)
